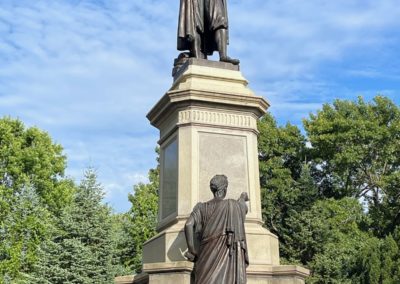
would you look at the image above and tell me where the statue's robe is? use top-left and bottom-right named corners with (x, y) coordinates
top-left (177, 0), bottom-right (229, 55)
top-left (190, 198), bottom-right (249, 284)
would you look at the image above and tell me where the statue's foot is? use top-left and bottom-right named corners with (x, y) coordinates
top-left (220, 56), bottom-right (240, 65)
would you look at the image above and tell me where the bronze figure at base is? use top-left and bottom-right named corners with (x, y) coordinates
top-left (185, 175), bottom-right (249, 284)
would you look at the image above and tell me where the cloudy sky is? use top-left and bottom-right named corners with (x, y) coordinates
top-left (1, 0), bottom-right (399, 212)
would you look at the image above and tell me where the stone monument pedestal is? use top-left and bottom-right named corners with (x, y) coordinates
top-left (115, 59), bottom-right (309, 284)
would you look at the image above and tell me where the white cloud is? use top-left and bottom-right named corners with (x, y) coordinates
top-left (231, 0), bottom-right (400, 80)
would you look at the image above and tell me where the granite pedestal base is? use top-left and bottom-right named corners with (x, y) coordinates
top-left (115, 264), bottom-right (308, 284)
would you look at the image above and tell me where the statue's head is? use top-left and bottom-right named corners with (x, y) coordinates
top-left (210, 174), bottom-right (228, 199)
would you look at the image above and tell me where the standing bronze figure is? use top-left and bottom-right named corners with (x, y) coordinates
top-left (177, 0), bottom-right (240, 65)
top-left (185, 175), bottom-right (249, 283)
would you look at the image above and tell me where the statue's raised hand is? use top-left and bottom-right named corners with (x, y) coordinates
top-left (239, 192), bottom-right (249, 202)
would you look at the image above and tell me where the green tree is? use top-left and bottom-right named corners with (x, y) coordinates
top-left (0, 185), bottom-right (52, 283)
top-left (258, 113), bottom-right (305, 233)
top-left (258, 96), bottom-right (400, 283)
top-left (278, 165), bottom-right (319, 262)
top-left (0, 117), bottom-right (72, 213)
top-left (350, 230), bottom-right (400, 284)
top-left (258, 113), bottom-right (320, 262)
top-left (304, 96), bottom-right (400, 236)
top-left (289, 198), bottom-right (369, 283)
top-left (111, 213), bottom-right (133, 276)
top-left (0, 117), bottom-right (73, 282)
top-left (123, 160), bottom-right (159, 273)
top-left (33, 169), bottom-right (115, 283)
top-left (257, 115), bottom-right (371, 283)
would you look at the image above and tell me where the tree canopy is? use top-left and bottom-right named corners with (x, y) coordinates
top-left (0, 118), bottom-right (74, 282)
top-left (259, 96), bottom-right (400, 283)
top-left (33, 170), bottom-right (117, 284)
top-left (122, 155), bottom-right (159, 273)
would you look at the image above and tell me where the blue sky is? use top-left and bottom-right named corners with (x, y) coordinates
top-left (1, 0), bottom-right (399, 212)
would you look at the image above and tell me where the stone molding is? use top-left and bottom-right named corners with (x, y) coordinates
top-left (143, 261), bottom-right (194, 274)
top-left (177, 109), bottom-right (257, 129)
top-left (115, 274), bottom-right (148, 284)
top-left (147, 89), bottom-right (269, 130)
top-left (115, 264), bottom-right (310, 284)
top-left (171, 61), bottom-right (252, 96)
top-left (247, 265), bottom-right (310, 278)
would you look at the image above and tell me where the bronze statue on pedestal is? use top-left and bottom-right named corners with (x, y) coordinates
top-left (178, 0), bottom-right (240, 65)
top-left (185, 175), bottom-right (249, 284)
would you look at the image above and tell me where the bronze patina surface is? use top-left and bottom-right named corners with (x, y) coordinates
top-left (177, 0), bottom-right (239, 65)
top-left (185, 175), bottom-right (249, 284)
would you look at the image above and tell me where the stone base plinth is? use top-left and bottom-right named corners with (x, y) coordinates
top-left (142, 220), bottom-right (280, 268)
top-left (142, 220), bottom-right (187, 264)
top-left (115, 274), bottom-right (148, 284)
top-left (247, 265), bottom-right (310, 284)
top-left (115, 264), bottom-right (309, 284)
top-left (143, 261), bottom-right (193, 284)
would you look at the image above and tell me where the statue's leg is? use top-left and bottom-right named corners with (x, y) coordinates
top-left (215, 28), bottom-right (239, 65)
top-left (215, 28), bottom-right (226, 57)
top-left (192, 32), bottom-right (205, 59)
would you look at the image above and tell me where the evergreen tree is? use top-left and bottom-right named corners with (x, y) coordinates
top-left (110, 213), bottom-right (133, 277)
top-left (33, 169), bottom-right (115, 283)
top-left (0, 185), bottom-right (52, 283)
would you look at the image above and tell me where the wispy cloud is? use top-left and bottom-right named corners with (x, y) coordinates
top-left (0, 0), bottom-right (399, 212)
top-left (232, 0), bottom-right (400, 84)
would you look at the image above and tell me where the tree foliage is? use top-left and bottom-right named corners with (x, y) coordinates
top-left (33, 169), bottom-right (116, 284)
top-left (350, 232), bottom-right (400, 284)
top-left (0, 185), bottom-right (52, 283)
top-left (117, 156), bottom-right (159, 274)
top-left (259, 96), bottom-right (400, 283)
top-left (304, 96), bottom-right (400, 236)
top-left (0, 117), bottom-right (157, 281)
top-left (0, 118), bottom-right (74, 283)
top-left (292, 198), bottom-right (369, 283)
top-left (0, 117), bottom-right (73, 213)
top-left (258, 114), bottom-right (318, 261)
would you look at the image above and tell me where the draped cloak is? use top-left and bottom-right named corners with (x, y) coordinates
top-left (190, 198), bottom-right (249, 284)
top-left (177, 0), bottom-right (229, 55)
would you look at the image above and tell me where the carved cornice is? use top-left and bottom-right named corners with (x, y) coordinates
top-left (147, 89), bottom-right (269, 128)
top-left (178, 109), bottom-right (257, 129)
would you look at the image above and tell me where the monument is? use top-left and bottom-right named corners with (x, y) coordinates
top-left (115, 1), bottom-right (309, 283)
